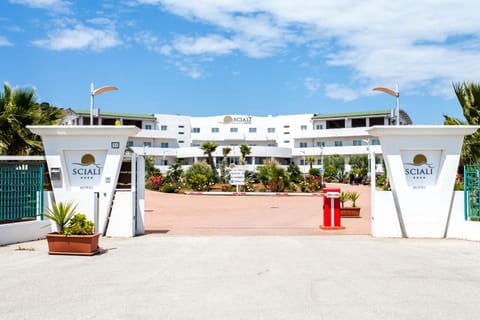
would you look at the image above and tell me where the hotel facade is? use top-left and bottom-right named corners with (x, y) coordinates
top-left (63, 109), bottom-right (412, 174)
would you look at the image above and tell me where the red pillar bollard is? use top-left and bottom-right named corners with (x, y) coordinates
top-left (320, 188), bottom-right (345, 230)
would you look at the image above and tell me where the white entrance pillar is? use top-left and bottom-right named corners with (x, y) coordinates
top-left (28, 126), bottom-right (139, 235)
top-left (367, 125), bottom-right (479, 238)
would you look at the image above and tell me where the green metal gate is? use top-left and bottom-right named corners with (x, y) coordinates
top-left (0, 162), bottom-right (44, 223)
top-left (464, 164), bottom-right (480, 221)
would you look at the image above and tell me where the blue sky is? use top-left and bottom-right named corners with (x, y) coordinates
top-left (2, 0), bottom-right (480, 124)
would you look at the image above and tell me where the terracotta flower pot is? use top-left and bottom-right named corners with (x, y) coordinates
top-left (340, 207), bottom-right (361, 217)
top-left (46, 232), bottom-right (100, 256)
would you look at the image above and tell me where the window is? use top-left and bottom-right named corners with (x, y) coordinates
top-left (192, 127), bottom-right (200, 133)
top-left (143, 142), bottom-right (152, 147)
top-left (178, 125), bottom-right (184, 128)
top-left (267, 143), bottom-right (276, 147)
top-left (299, 142), bottom-right (308, 148)
top-left (327, 119), bottom-right (345, 129)
top-left (353, 140), bottom-right (362, 146)
top-left (178, 140), bottom-right (185, 144)
top-left (230, 127), bottom-right (238, 133)
top-left (126, 141), bottom-right (133, 147)
top-left (301, 125), bottom-right (307, 131)
top-left (160, 142), bottom-right (169, 148)
top-left (192, 143), bottom-right (200, 147)
top-left (334, 141), bottom-right (343, 147)
top-left (315, 124), bottom-right (323, 130)
top-left (352, 118), bottom-right (366, 128)
top-left (284, 132), bottom-right (290, 135)
top-left (268, 127), bottom-right (275, 133)
top-left (249, 127), bottom-right (257, 133)
top-left (284, 140), bottom-right (290, 143)
top-left (178, 132), bottom-right (184, 135)
top-left (145, 124), bottom-right (152, 130)
top-left (212, 127), bottom-right (219, 133)
top-left (372, 139), bottom-right (380, 145)
top-left (317, 141), bottom-right (325, 147)
top-left (284, 125), bottom-right (290, 128)
top-left (161, 125), bottom-right (167, 131)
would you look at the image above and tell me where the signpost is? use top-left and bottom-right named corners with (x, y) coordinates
top-left (320, 167), bottom-right (325, 186)
top-left (229, 168), bottom-right (245, 193)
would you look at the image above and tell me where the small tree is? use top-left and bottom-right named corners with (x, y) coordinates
top-left (306, 156), bottom-right (316, 169)
top-left (145, 156), bottom-right (160, 178)
top-left (164, 159), bottom-right (184, 192)
top-left (239, 144), bottom-right (252, 165)
top-left (287, 163), bottom-right (303, 184)
top-left (200, 141), bottom-right (218, 174)
top-left (221, 147), bottom-right (232, 182)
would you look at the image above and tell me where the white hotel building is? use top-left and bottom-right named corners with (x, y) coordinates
top-left (63, 109), bottom-right (412, 174)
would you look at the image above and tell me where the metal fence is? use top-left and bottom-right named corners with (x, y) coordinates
top-left (464, 164), bottom-right (480, 221)
top-left (0, 162), bottom-right (44, 223)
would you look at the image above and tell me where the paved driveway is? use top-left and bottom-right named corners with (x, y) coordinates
top-left (1, 235), bottom-right (479, 320)
top-left (145, 183), bottom-right (371, 235)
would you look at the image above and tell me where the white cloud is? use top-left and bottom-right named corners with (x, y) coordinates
top-left (130, 0), bottom-right (480, 99)
top-left (0, 36), bottom-right (13, 46)
top-left (325, 84), bottom-right (359, 102)
top-left (304, 77), bottom-right (321, 95)
top-left (10, 0), bottom-right (70, 12)
top-left (172, 34), bottom-right (236, 56)
top-left (32, 25), bottom-right (121, 51)
top-left (175, 61), bottom-right (202, 79)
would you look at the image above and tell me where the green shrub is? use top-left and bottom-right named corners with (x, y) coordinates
top-left (339, 191), bottom-right (350, 208)
top-left (43, 201), bottom-right (77, 234)
top-left (348, 191), bottom-right (360, 207)
top-left (257, 160), bottom-right (290, 192)
top-left (185, 162), bottom-right (216, 191)
top-left (161, 183), bottom-right (177, 193)
top-left (287, 163), bottom-right (303, 183)
top-left (63, 213), bottom-right (94, 235)
top-left (309, 168), bottom-right (320, 177)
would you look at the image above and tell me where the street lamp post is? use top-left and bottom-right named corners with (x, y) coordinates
top-left (90, 82), bottom-right (118, 126)
top-left (372, 84), bottom-right (400, 125)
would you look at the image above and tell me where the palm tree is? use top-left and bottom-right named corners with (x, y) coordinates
top-left (306, 156), bottom-right (316, 169)
top-left (444, 81), bottom-right (480, 165)
top-left (239, 144), bottom-right (251, 165)
top-left (0, 83), bottom-right (63, 155)
top-left (221, 147), bottom-right (231, 181)
top-left (200, 141), bottom-right (218, 174)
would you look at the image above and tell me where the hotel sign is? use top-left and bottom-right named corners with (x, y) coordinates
top-left (401, 150), bottom-right (442, 190)
top-left (223, 115), bottom-right (252, 125)
top-left (64, 150), bottom-right (107, 190)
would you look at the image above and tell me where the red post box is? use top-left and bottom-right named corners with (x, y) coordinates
top-left (320, 188), bottom-right (345, 230)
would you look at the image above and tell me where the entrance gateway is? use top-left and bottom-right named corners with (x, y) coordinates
top-left (28, 125), bottom-right (144, 237)
top-left (368, 125), bottom-right (480, 239)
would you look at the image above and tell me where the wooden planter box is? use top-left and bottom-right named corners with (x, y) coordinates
top-left (46, 233), bottom-right (100, 256)
top-left (340, 207), bottom-right (361, 217)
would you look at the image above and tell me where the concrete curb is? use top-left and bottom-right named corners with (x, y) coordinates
top-left (183, 191), bottom-right (324, 196)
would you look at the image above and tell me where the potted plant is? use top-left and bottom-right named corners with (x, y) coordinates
top-left (340, 191), bottom-right (361, 217)
top-left (339, 191), bottom-right (350, 208)
top-left (43, 201), bottom-right (100, 255)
